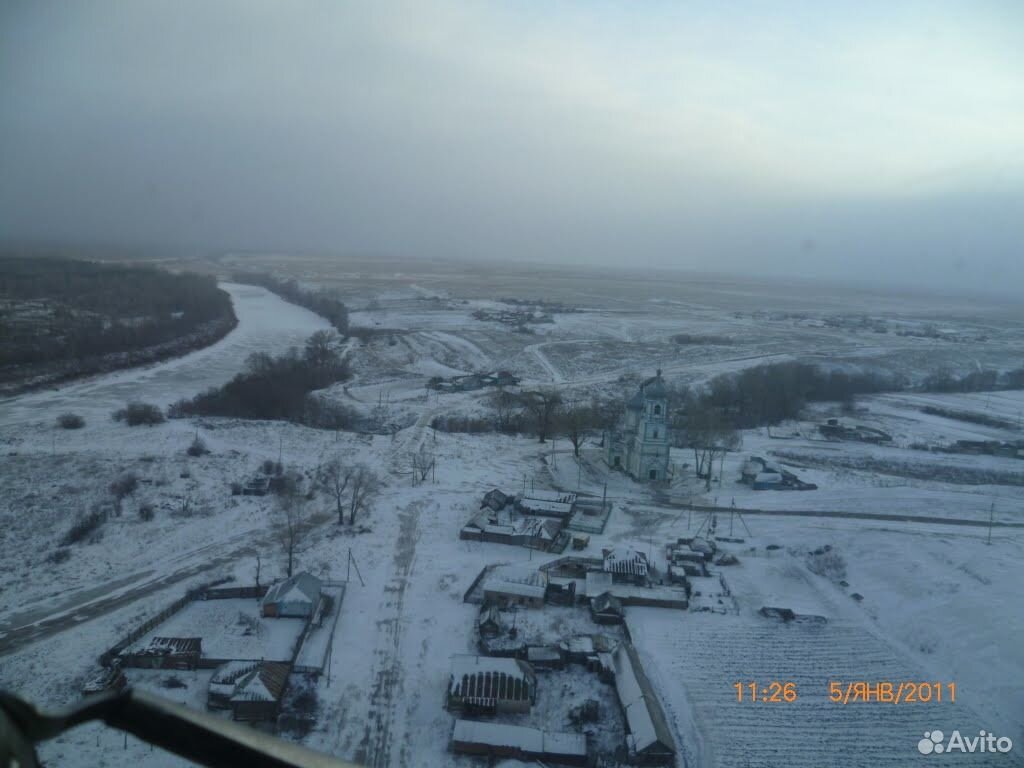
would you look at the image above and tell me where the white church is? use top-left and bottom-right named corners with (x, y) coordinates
top-left (605, 370), bottom-right (671, 482)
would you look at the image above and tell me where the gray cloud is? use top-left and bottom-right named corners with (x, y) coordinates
top-left (1, 0), bottom-right (1021, 294)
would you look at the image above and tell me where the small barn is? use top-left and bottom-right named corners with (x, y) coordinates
top-left (590, 592), bottom-right (624, 625)
top-left (260, 572), bottom-right (322, 618)
top-left (481, 489), bottom-right (511, 511)
top-left (516, 490), bottom-right (577, 519)
top-left (613, 643), bottom-right (676, 765)
top-left (229, 661), bottom-right (291, 722)
top-left (483, 577), bottom-right (547, 609)
top-left (447, 655), bottom-right (537, 715)
top-left (477, 605), bottom-right (504, 639)
top-left (241, 476), bottom-right (271, 496)
top-left (753, 472), bottom-right (783, 490)
top-left (740, 458), bottom-right (766, 484)
top-left (526, 645), bottom-right (565, 670)
top-left (208, 660), bottom-right (259, 710)
top-left (450, 719), bottom-right (587, 766)
top-left (126, 637), bottom-right (202, 670)
top-left (602, 547), bottom-right (650, 585)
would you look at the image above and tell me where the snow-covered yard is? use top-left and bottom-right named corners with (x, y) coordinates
top-left (130, 598), bottom-right (304, 662)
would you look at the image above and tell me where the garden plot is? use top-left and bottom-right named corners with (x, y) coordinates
top-left (628, 610), bottom-right (1011, 768)
top-left (130, 598), bottom-right (304, 662)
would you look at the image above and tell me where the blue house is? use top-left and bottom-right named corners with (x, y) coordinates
top-left (260, 572), bottom-right (322, 618)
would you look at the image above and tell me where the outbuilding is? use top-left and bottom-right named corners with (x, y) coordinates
top-left (447, 655), bottom-right (537, 715)
top-left (229, 661), bottom-right (291, 722)
top-left (450, 719), bottom-right (587, 765)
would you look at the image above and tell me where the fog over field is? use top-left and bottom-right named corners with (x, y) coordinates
top-left (2, 1), bottom-right (1023, 293)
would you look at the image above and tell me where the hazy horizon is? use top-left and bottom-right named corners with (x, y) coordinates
top-left (2, 1), bottom-right (1022, 294)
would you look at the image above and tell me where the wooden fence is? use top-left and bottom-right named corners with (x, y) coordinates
top-left (98, 577), bottom-right (232, 667)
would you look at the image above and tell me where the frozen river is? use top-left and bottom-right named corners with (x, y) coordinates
top-left (0, 283), bottom-right (331, 427)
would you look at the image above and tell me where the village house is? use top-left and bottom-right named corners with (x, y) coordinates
top-left (446, 655), bottom-right (538, 715)
top-left (605, 370), bottom-right (671, 482)
top-left (260, 572), bottom-right (322, 618)
top-left (228, 661), bottom-right (292, 722)
top-left (460, 508), bottom-right (565, 552)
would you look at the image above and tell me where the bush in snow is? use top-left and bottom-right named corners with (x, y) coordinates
top-left (186, 436), bottom-right (209, 457)
top-left (806, 549), bottom-right (847, 582)
top-left (56, 412), bottom-right (85, 429)
top-left (113, 401), bottom-right (165, 426)
top-left (62, 511), bottom-right (105, 546)
top-left (138, 502), bottom-right (155, 521)
top-left (109, 472), bottom-right (139, 507)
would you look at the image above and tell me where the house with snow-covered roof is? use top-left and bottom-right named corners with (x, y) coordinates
top-left (260, 572), bottom-right (322, 618)
top-left (602, 546), bottom-right (650, 585)
top-left (613, 642), bottom-right (676, 765)
top-left (229, 661), bottom-right (291, 722)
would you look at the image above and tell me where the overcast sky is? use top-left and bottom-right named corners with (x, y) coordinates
top-left (1, 1), bottom-right (1022, 293)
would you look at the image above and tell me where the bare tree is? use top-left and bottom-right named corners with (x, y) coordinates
top-left (561, 403), bottom-right (586, 457)
top-left (519, 389), bottom-right (562, 443)
top-left (412, 443), bottom-right (434, 484)
top-left (686, 402), bottom-right (742, 491)
top-left (277, 487), bottom-right (306, 577)
top-left (304, 329), bottom-right (337, 368)
top-left (488, 386), bottom-right (521, 433)
top-left (348, 465), bottom-right (381, 525)
top-left (319, 456), bottom-right (355, 524)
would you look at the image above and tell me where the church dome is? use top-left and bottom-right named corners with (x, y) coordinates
top-left (641, 369), bottom-right (667, 399)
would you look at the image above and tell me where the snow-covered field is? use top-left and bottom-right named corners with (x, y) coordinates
top-left (1, 264), bottom-right (1022, 768)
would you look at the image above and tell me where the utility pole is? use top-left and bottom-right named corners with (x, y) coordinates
top-left (987, 501), bottom-right (994, 545)
top-left (347, 548), bottom-right (365, 586)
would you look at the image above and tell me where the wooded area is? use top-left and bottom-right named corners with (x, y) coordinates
top-left (169, 331), bottom-right (352, 425)
top-left (0, 256), bottom-right (236, 386)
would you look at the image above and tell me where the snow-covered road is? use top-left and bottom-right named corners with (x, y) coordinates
top-left (0, 283), bottom-right (331, 427)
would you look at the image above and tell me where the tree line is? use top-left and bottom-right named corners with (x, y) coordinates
top-left (432, 387), bottom-right (619, 455)
top-left (0, 256), bottom-right (234, 369)
top-left (169, 330), bottom-right (353, 426)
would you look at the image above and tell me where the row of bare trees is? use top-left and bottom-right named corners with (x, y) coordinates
top-left (480, 387), bottom-right (619, 454)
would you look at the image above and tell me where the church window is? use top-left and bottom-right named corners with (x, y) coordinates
top-left (654, 404), bottom-right (662, 415)
top-left (649, 469), bottom-right (657, 480)
top-left (652, 428), bottom-right (659, 439)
